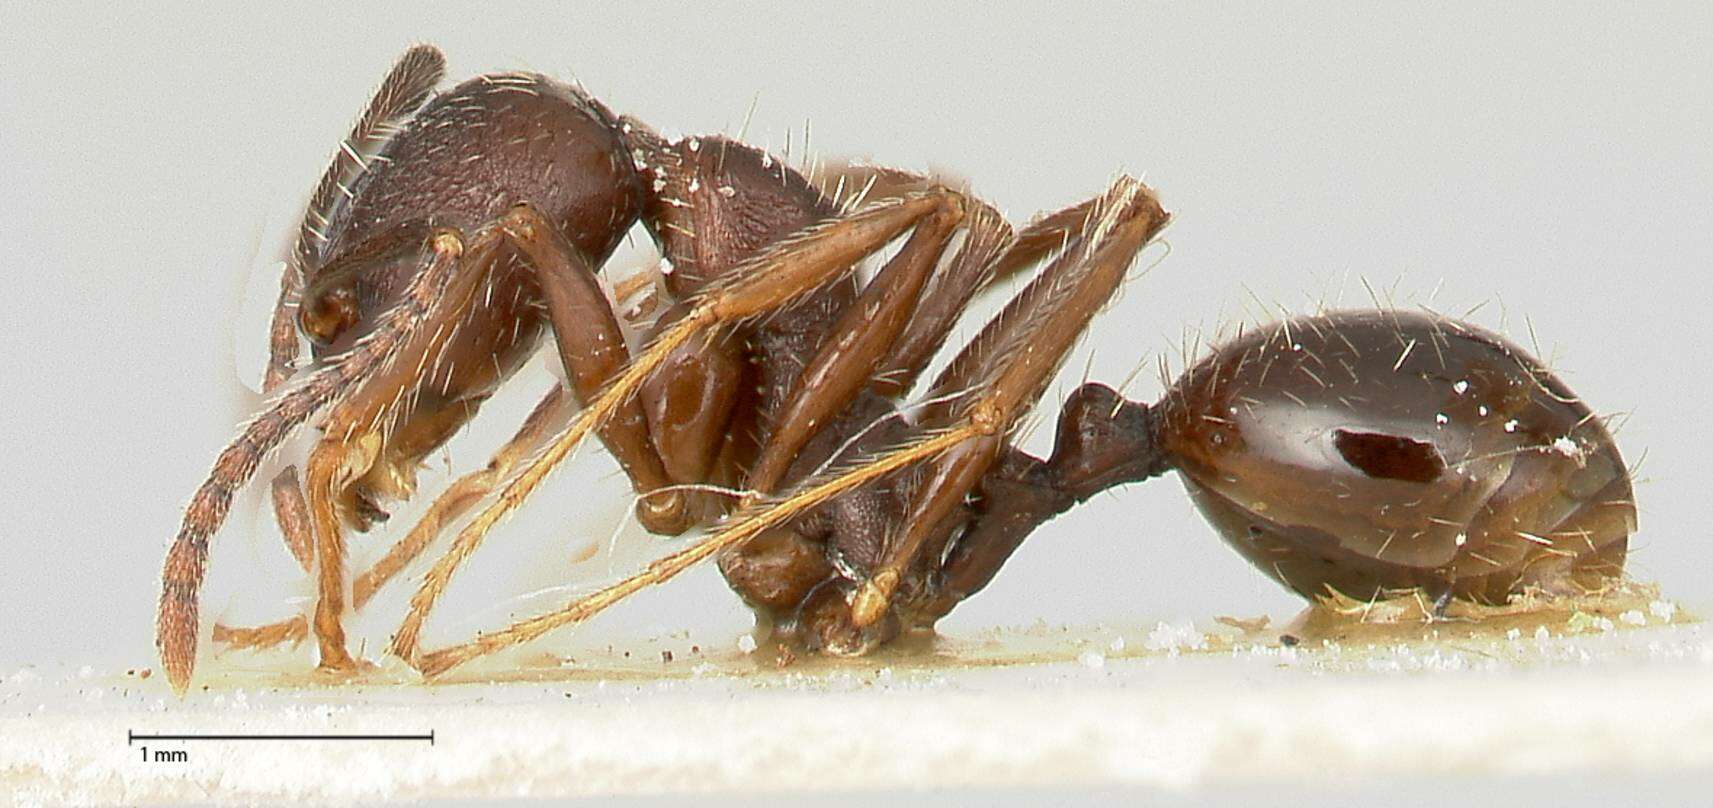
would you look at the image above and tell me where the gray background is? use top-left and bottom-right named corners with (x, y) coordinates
top-left (2, 2), bottom-right (1709, 670)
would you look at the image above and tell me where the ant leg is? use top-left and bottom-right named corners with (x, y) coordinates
top-left (846, 179), bottom-right (1169, 627)
top-left (411, 178), bottom-right (1167, 677)
top-left (915, 449), bottom-right (1060, 622)
top-left (305, 207), bottom-right (628, 671)
top-left (207, 223), bottom-right (451, 650)
top-left (212, 616), bottom-right (309, 651)
top-left (303, 429), bottom-right (381, 673)
top-left (158, 227), bottom-right (483, 694)
top-left (205, 469), bottom-right (314, 652)
top-left (773, 163), bottom-right (1022, 402)
top-left (868, 201), bottom-right (1014, 399)
top-left (985, 196), bottom-right (1104, 286)
top-left (353, 257), bottom-right (667, 609)
top-left (765, 194), bottom-right (1139, 641)
top-left (745, 189), bottom-right (970, 492)
top-left (385, 205), bottom-right (695, 660)
top-left (301, 226), bottom-right (523, 674)
top-left (394, 190), bottom-right (967, 667)
top-left (719, 200), bottom-right (1010, 609)
top-left (864, 195), bottom-right (1097, 401)
top-left (263, 253), bottom-right (316, 574)
top-left (266, 470), bottom-right (316, 572)
top-left (197, 48), bottom-right (448, 656)
top-left (610, 264), bottom-right (662, 317)
top-left (498, 207), bottom-right (681, 527)
top-left (351, 383), bottom-right (571, 608)
top-left (253, 48), bottom-right (445, 574)
top-left (917, 383), bottom-right (1168, 621)
top-left (886, 196), bottom-right (1172, 624)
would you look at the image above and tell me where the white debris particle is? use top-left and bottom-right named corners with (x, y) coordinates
top-left (1650, 600), bottom-right (1678, 621)
top-left (688, 178), bottom-right (700, 193)
top-left (688, 137), bottom-right (701, 151)
top-left (1420, 649), bottom-right (1467, 671)
top-left (1535, 626), bottom-right (1552, 643)
top-left (1109, 636), bottom-right (1127, 653)
top-left (659, 258), bottom-right (675, 276)
top-left (1453, 379), bottom-right (1470, 394)
top-left (736, 634), bottom-right (758, 654)
top-left (1144, 621), bottom-right (1207, 654)
top-left (1506, 628), bottom-right (1522, 641)
top-left (1077, 650), bottom-right (1106, 670)
top-left (1435, 412), bottom-right (1450, 426)
top-left (1504, 419), bottom-right (1520, 433)
top-left (1620, 610), bottom-right (1647, 626)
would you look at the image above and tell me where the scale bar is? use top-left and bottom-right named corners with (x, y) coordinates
top-left (129, 730), bottom-right (433, 745)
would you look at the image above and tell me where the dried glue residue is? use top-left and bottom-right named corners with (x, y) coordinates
top-left (171, 580), bottom-right (1693, 693)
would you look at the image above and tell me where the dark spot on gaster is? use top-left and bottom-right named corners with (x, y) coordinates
top-left (1333, 430), bottom-right (1445, 483)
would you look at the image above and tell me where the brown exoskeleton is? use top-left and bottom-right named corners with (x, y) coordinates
top-left (156, 45), bottom-right (1169, 693)
top-left (159, 46), bottom-right (1632, 694)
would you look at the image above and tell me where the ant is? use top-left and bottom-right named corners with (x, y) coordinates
top-left (157, 46), bottom-right (1634, 694)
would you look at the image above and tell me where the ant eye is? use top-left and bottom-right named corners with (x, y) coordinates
top-left (300, 286), bottom-right (359, 346)
top-left (1332, 429), bottom-right (1445, 483)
